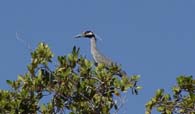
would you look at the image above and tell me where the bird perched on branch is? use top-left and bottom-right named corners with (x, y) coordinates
top-left (75, 30), bottom-right (126, 77)
top-left (75, 31), bottom-right (113, 66)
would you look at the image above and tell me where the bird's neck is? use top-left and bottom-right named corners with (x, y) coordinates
top-left (90, 37), bottom-right (97, 49)
top-left (90, 37), bottom-right (98, 55)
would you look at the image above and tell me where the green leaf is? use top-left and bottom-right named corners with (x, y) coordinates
top-left (18, 75), bottom-right (24, 82)
top-left (156, 89), bottom-right (164, 97)
top-left (6, 80), bottom-right (12, 86)
top-left (172, 86), bottom-right (181, 94)
top-left (164, 94), bottom-right (170, 100)
top-left (157, 106), bottom-right (165, 112)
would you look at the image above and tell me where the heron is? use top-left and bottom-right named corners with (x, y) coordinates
top-left (75, 30), bottom-right (126, 77)
top-left (75, 31), bottom-right (113, 65)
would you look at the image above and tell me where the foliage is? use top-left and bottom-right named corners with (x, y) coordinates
top-left (0, 42), bottom-right (141, 114)
top-left (145, 76), bottom-right (195, 114)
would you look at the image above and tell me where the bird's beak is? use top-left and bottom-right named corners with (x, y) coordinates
top-left (74, 34), bottom-right (83, 38)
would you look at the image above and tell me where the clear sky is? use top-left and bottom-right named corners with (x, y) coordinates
top-left (0, 0), bottom-right (195, 114)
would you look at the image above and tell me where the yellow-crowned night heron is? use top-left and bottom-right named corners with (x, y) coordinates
top-left (75, 31), bottom-right (126, 77)
top-left (75, 31), bottom-right (113, 66)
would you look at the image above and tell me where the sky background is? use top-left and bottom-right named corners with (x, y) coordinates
top-left (0, 0), bottom-right (195, 114)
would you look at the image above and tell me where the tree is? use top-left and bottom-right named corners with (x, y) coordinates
top-left (145, 76), bottom-right (195, 114)
top-left (0, 42), bottom-right (141, 114)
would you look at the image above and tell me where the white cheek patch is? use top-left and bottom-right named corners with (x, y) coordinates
top-left (86, 32), bottom-right (93, 36)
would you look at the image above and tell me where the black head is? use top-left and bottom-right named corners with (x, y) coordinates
top-left (75, 31), bottom-right (95, 39)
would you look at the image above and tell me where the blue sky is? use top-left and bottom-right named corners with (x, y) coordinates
top-left (0, 0), bottom-right (195, 114)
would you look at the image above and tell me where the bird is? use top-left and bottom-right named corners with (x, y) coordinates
top-left (75, 30), bottom-right (126, 77)
top-left (75, 31), bottom-right (113, 66)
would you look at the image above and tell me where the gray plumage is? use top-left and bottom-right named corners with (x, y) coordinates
top-left (75, 31), bottom-right (126, 77)
top-left (89, 36), bottom-right (113, 66)
top-left (75, 31), bottom-right (113, 66)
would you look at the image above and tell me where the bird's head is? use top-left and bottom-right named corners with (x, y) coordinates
top-left (75, 31), bottom-right (95, 39)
